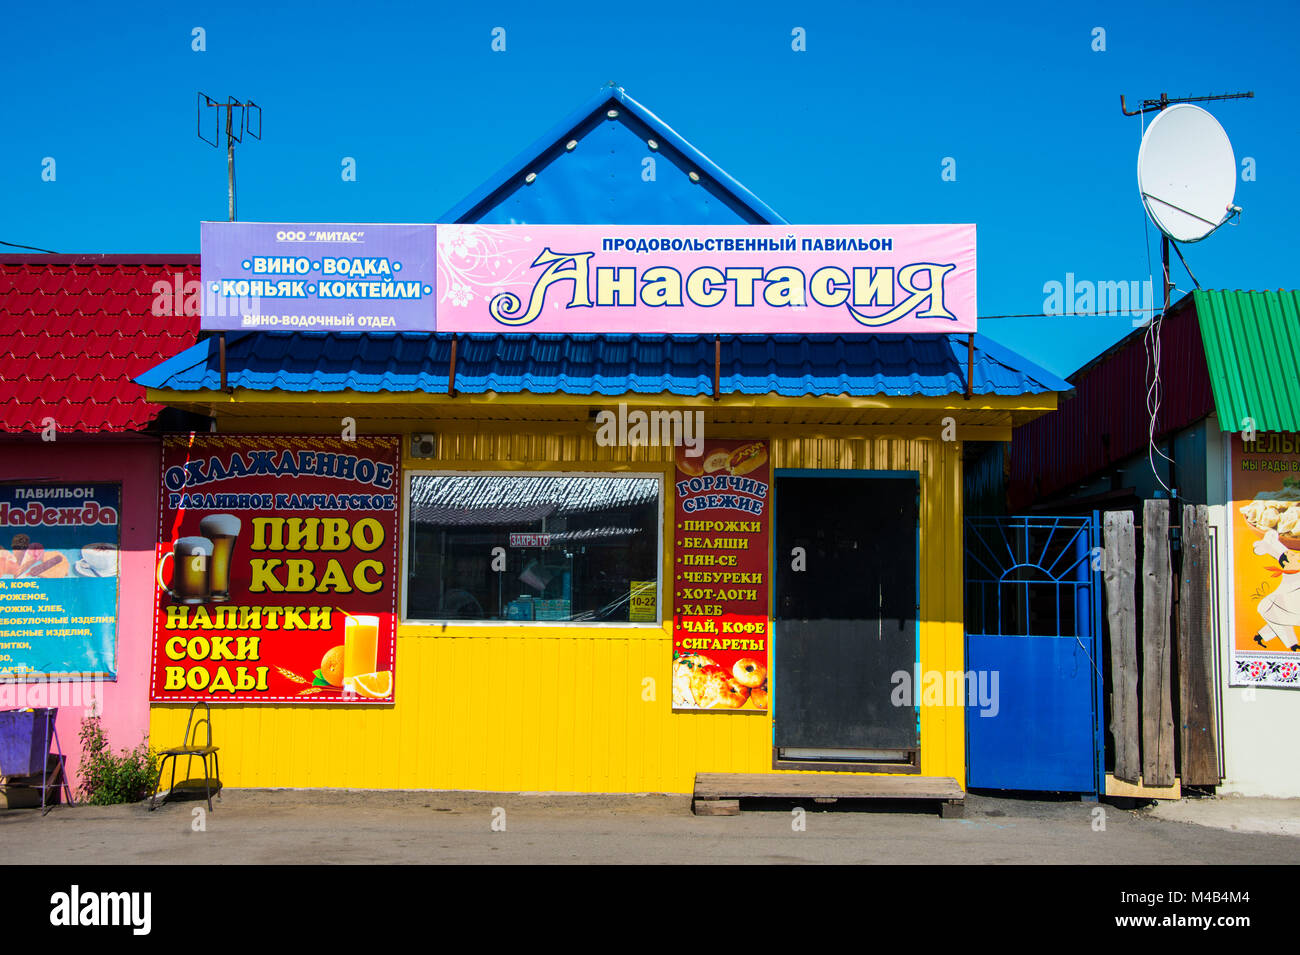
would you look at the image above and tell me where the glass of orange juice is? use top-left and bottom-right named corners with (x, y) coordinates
top-left (343, 614), bottom-right (379, 685)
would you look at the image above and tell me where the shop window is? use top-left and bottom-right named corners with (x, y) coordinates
top-left (404, 473), bottom-right (661, 624)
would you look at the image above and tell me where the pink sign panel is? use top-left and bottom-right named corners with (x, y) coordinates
top-left (435, 224), bottom-right (975, 334)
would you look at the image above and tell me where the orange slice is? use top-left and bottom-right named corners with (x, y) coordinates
top-left (349, 670), bottom-right (392, 699)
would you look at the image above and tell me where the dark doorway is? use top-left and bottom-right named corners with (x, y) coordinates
top-left (773, 472), bottom-right (919, 768)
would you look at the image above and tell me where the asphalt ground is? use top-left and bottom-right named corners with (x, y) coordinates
top-left (2, 788), bottom-right (1296, 865)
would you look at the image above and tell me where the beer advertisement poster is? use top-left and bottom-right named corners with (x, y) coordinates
top-left (150, 435), bottom-right (400, 703)
top-left (0, 483), bottom-right (121, 679)
top-left (671, 439), bottom-right (771, 711)
top-left (1230, 432), bottom-right (1300, 688)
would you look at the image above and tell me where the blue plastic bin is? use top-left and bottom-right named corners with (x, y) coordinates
top-left (0, 708), bottom-right (55, 777)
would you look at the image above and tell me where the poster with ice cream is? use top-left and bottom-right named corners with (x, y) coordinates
top-left (1230, 433), bottom-right (1300, 688)
top-left (149, 435), bottom-right (399, 704)
top-left (0, 482), bottom-right (120, 679)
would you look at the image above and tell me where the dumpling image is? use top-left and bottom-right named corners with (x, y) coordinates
top-left (1278, 506), bottom-right (1300, 537)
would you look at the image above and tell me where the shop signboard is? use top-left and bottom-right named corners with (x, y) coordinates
top-left (437, 224), bottom-right (975, 335)
top-left (201, 223), bottom-right (975, 335)
top-left (200, 222), bottom-right (437, 332)
top-left (671, 440), bottom-right (770, 711)
top-left (1230, 432), bottom-right (1300, 688)
top-left (0, 483), bottom-right (120, 679)
top-left (150, 435), bottom-right (400, 703)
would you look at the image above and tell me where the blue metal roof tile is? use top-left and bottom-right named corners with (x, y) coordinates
top-left (136, 332), bottom-right (1070, 398)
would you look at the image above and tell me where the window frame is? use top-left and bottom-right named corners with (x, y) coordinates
top-left (400, 469), bottom-right (665, 628)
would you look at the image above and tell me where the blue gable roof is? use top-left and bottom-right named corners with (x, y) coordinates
top-left (439, 85), bottom-right (785, 226)
top-left (140, 86), bottom-right (1069, 401)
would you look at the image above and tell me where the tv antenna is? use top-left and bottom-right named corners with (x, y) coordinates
top-left (1120, 90), bottom-right (1252, 494)
top-left (197, 93), bottom-right (262, 221)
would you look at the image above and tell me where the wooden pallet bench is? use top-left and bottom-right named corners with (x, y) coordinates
top-left (693, 772), bottom-right (965, 817)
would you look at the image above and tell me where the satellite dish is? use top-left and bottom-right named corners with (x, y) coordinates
top-left (1137, 104), bottom-right (1237, 243)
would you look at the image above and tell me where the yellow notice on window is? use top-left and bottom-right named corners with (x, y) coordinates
top-left (630, 580), bottom-right (657, 621)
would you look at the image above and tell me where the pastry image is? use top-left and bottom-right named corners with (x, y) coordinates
top-left (676, 657), bottom-right (748, 712)
top-left (689, 666), bottom-right (749, 709)
top-left (732, 658), bottom-right (766, 688)
top-left (672, 653), bottom-right (712, 706)
top-left (0, 547), bottom-right (18, 577)
top-left (675, 445), bottom-right (705, 477)
top-left (750, 686), bottom-right (768, 710)
top-left (703, 450), bottom-right (731, 473)
top-left (11, 533), bottom-right (30, 552)
top-left (673, 653), bottom-right (749, 708)
top-left (727, 441), bottom-right (767, 476)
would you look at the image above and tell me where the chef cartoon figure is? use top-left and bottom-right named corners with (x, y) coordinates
top-left (1252, 529), bottom-right (1300, 652)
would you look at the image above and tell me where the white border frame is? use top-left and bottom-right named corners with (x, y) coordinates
top-left (401, 469), bottom-right (665, 628)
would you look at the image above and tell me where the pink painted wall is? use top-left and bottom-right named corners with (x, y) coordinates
top-left (1, 438), bottom-right (160, 794)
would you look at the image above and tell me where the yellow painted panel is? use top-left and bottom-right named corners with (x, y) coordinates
top-left (150, 426), bottom-right (965, 793)
top-left (153, 630), bottom-right (768, 793)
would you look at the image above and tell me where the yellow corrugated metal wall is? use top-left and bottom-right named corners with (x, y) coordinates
top-left (150, 427), bottom-right (965, 792)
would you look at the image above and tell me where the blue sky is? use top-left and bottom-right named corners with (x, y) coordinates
top-left (2, 0), bottom-right (1295, 377)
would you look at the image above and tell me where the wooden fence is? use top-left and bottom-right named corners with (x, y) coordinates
top-left (1102, 501), bottom-right (1220, 790)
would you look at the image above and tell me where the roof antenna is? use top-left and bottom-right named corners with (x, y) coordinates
top-left (197, 93), bottom-right (260, 396)
top-left (196, 93), bottom-right (262, 222)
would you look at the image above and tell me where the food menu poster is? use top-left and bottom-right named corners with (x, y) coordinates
top-left (150, 435), bottom-right (400, 704)
top-left (0, 483), bottom-right (120, 679)
top-left (1230, 432), bottom-right (1300, 688)
top-left (671, 440), bottom-right (770, 711)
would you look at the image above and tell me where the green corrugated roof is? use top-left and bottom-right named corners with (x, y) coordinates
top-left (1195, 289), bottom-right (1300, 432)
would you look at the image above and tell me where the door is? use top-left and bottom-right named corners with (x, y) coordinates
top-left (772, 472), bottom-right (919, 767)
top-left (963, 515), bottom-right (1104, 794)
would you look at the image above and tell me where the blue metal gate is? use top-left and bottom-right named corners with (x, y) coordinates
top-left (964, 515), bottom-right (1104, 795)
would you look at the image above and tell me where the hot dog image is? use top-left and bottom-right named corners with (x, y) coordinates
top-left (727, 441), bottom-right (768, 476)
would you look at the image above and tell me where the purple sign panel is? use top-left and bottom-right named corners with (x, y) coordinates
top-left (200, 222), bottom-right (437, 332)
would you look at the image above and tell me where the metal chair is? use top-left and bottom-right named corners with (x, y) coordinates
top-left (150, 702), bottom-right (221, 812)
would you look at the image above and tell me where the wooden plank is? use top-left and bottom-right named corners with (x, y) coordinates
top-left (1103, 510), bottom-right (1140, 784)
top-left (692, 799), bottom-right (739, 816)
top-left (1104, 773), bottom-right (1181, 800)
top-left (694, 772), bottom-right (963, 801)
top-left (1179, 504), bottom-right (1220, 786)
top-left (1142, 499), bottom-right (1175, 787)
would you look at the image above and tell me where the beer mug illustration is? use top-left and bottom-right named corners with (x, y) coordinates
top-left (198, 513), bottom-right (241, 603)
top-left (157, 536), bottom-right (213, 605)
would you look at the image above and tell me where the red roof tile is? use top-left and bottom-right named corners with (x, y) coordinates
top-left (1, 257), bottom-right (201, 434)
